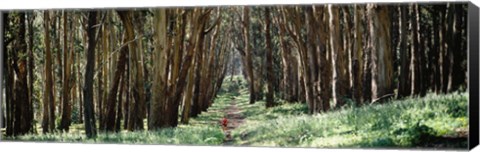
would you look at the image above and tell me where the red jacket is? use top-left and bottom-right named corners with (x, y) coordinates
top-left (222, 118), bottom-right (228, 127)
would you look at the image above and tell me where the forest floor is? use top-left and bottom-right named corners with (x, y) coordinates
top-left (222, 99), bottom-right (245, 145)
top-left (3, 76), bottom-right (469, 150)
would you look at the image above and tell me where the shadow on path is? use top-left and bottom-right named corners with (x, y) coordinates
top-left (222, 99), bottom-right (245, 145)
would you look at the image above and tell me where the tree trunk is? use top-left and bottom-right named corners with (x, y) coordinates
top-left (199, 14), bottom-right (216, 112)
top-left (149, 8), bottom-right (168, 130)
top-left (274, 8), bottom-right (292, 102)
top-left (419, 5), bottom-right (430, 95)
top-left (78, 28), bottom-right (86, 124)
top-left (103, 35), bottom-right (128, 132)
top-left (283, 39), bottom-right (293, 103)
top-left (264, 7), bottom-right (275, 108)
top-left (205, 12), bottom-right (222, 109)
top-left (410, 4), bottom-right (422, 96)
top-left (191, 23), bottom-right (204, 117)
top-left (101, 12), bottom-right (111, 130)
top-left (59, 11), bottom-right (73, 132)
top-left (367, 4), bottom-right (394, 103)
top-left (397, 5), bottom-right (411, 98)
top-left (83, 11), bottom-right (98, 138)
top-left (10, 12), bottom-right (32, 136)
top-left (27, 12), bottom-right (36, 133)
top-left (181, 55), bottom-right (196, 124)
top-left (353, 5), bottom-right (365, 104)
top-left (42, 11), bottom-right (56, 134)
top-left (306, 6), bottom-right (323, 112)
top-left (242, 7), bottom-right (256, 104)
top-left (5, 14), bottom-right (13, 136)
top-left (440, 4), bottom-right (450, 93)
top-left (284, 7), bottom-right (314, 113)
top-left (343, 7), bottom-right (353, 98)
top-left (52, 13), bottom-right (62, 116)
top-left (329, 5), bottom-right (349, 107)
top-left (97, 24), bottom-right (104, 131)
top-left (124, 50), bottom-right (131, 130)
top-left (362, 10), bottom-right (372, 103)
top-left (70, 17), bottom-right (77, 126)
top-left (432, 6), bottom-right (442, 94)
top-left (450, 4), bottom-right (466, 91)
top-left (166, 9), bottom-right (199, 127)
top-left (115, 74), bottom-right (125, 132)
top-left (117, 10), bottom-right (146, 131)
top-left (4, 13), bottom-right (14, 136)
top-left (317, 6), bottom-right (332, 111)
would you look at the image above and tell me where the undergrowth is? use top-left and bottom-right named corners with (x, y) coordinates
top-left (231, 91), bottom-right (468, 149)
top-left (4, 76), bottom-right (469, 149)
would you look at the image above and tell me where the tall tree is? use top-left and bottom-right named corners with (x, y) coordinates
top-left (59, 11), bottom-right (73, 132)
top-left (191, 11), bottom-right (206, 118)
top-left (367, 4), bottom-right (394, 103)
top-left (103, 14), bottom-right (127, 132)
top-left (306, 6), bottom-right (321, 112)
top-left (166, 8), bottom-right (201, 127)
top-left (6, 12), bottom-right (33, 136)
top-left (53, 12), bottom-right (62, 115)
top-left (149, 8), bottom-right (168, 130)
top-left (103, 28), bottom-right (128, 132)
top-left (329, 5), bottom-right (349, 107)
top-left (42, 11), bottom-right (56, 134)
top-left (117, 10), bottom-right (146, 131)
top-left (410, 4), bottom-right (423, 96)
top-left (180, 50), bottom-right (196, 124)
top-left (431, 5), bottom-right (443, 94)
top-left (274, 7), bottom-right (292, 103)
top-left (397, 5), bottom-right (411, 98)
top-left (26, 11), bottom-right (36, 133)
top-left (353, 5), bottom-right (365, 104)
top-left (284, 7), bottom-right (315, 113)
top-left (83, 11), bottom-right (98, 138)
top-left (242, 7), bottom-right (256, 104)
top-left (449, 4), bottom-right (467, 92)
top-left (264, 7), bottom-right (275, 108)
top-left (316, 6), bottom-right (332, 111)
top-left (4, 13), bottom-right (15, 135)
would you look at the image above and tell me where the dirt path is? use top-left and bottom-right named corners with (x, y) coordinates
top-left (222, 99), bottom-right (245, 145)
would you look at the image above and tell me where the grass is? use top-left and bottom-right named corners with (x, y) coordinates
top-left (5, 86), bottom-right (237, 146)
top-left (8, 125), bottom-right (224, 145)
top-left (3, 75), bottom-right (469, 149)
top-left (230, 91), bottom-right (468, 149)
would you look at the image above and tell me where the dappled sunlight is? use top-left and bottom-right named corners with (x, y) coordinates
top-left (1, 3), bottom-right (470, 150)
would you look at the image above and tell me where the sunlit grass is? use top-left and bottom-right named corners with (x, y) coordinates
top-left (230, 91), bottom-right (468, 149)
top-left (6, 82), bottom-right (238, 146)
top-left (3, 76), bottom-right (469, 149)
top-left (13, 124), bottom-right (225, 145)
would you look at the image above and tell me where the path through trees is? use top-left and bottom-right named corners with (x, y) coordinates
top-left (1, 3), bottom-right (469, 140)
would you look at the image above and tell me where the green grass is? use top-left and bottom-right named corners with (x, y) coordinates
top-left (9, 125), bottom-right (224, 145)
top-left (3, 76), bottom-right (469, 149)
top-left (5, 86), bottom-right (237, 146)
top-left (230, 91), bottom-right (468, 149)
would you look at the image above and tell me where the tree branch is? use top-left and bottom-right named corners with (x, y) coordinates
top-left (204, 9), bottom-right (222, 34)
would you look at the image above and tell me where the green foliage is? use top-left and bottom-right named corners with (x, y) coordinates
top-left (71, 103), bottom-right (81, 124)
top-left (7, 84), bottom-right (239, 146)
top-left (391, 122), bottom-right (436, 146)
top-left (5, 77), bottom-right (468, 149)
top-left (12, 125), bottom-right (225, 145)
top-left (230, 91), bottom-right (468, 149)
top-left (218, 75), bottom-right (246, 96)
